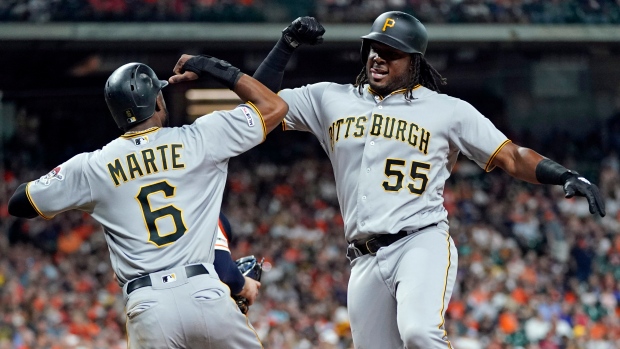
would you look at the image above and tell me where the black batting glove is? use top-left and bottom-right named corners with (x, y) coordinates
top-left (282, 16), bottom-right (325, 49)
top-left (563, 172), bottom-right (606, 217)
top-left (183, 55), bottom-right (243, 90)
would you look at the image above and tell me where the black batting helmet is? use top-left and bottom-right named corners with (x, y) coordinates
top-left (360, 11), bottom-right (428, 64)
top-left (104, 63), bottom-right (168, 131)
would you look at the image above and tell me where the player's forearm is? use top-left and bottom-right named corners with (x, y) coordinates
top-left (252, 37), bottom-right (295, 92)
top-left (233, 74), bottom-right (289, 132)
top-left (214, 250), bottom-right (245, 295)
top-left (492, 143), bottom-right (544, 183)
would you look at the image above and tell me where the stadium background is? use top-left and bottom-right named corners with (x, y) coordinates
top-left (1, 1), bottom-right (620, 348)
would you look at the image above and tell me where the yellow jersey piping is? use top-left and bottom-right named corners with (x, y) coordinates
top-left (246, 101), bottom-right (267, 142)
top-left (484, 139), bottom-right (512, 172)
top-left (120, 127), bottom-right (161, 139)
top-left (367, 84), bottom-right (422, 100)
top-left (26, 182), bottom-right (53, 220)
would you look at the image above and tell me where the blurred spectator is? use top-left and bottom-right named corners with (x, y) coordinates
top-left (0, 105), bottom-right (619, 347)
top-left (1, 0), bottom-right (620, 23)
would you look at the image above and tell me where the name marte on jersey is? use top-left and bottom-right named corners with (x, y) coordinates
top-left (106, 144), bottom-right (186, 186)
top-left (327, 113), bottom-right (431, 154)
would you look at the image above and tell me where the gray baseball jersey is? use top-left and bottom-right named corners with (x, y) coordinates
top-left (279, 83), bottom-right (508, 348)
top-left (24, 104), bottom-right (266, 348)
top-left (280, 83), bottom-right (509, 242)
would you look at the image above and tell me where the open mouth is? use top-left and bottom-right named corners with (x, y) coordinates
top-left (370, 68), bottom-right (387, 80)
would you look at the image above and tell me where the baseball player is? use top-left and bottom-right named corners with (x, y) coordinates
top-left (253, 13), bottom-right (605, 349)
top-left (215, 212), bottom-right (261, 307)
top-left (8, 54), bottom-right (287, 348)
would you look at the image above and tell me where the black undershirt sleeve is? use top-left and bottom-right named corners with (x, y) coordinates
top-left (8, 183), bottom-right (38, 219)
top-left (252, 37), bottom-right (296, 93)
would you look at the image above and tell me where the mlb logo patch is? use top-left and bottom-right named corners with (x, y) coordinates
top-left (125, 109), bottom-right (137, 123)
top-left (133, 136), bottom-right (149, 146)
top-left (242, 107), bottom-right (254, 127)
top-left (162, 273), bottom-right (177, 284)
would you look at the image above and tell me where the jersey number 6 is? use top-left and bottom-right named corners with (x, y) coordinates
top-left (382, 159), bottom-right (431, 195)
top-left (136, 180), bottom-right (188, 247)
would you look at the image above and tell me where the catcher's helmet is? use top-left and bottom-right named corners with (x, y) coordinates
top-left (104, 63), bottom-right (168, 131)
top-left (360, 11), bottom-right (428, 64)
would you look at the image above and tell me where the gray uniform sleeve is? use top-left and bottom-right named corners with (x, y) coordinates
top-left (278, 82), bottom-right (330, 143)
top-left (449, 100), bottom-right (510, 172)
top-left (193, 103), bottom-right (267, 162)
top-left (27, 153), bottom-right (93, 219)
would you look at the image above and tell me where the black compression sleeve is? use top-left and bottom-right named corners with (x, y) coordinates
top-left (252, 37), bottom-right (296, 92)
top-left (214, 250), bottom-right (245, 295)
top-left (8, 183), bottom-right (38, 219)
top-left (535, 158), bottom-right (574, 185)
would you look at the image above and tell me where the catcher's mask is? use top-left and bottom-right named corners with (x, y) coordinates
top-left (235, 255), bottom-right (263, 281)
top-left (360, 11), bottom-right (428, 65)
top-left (104, 63), bottom-right (168, 131)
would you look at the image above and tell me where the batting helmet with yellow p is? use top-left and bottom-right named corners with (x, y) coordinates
top-left (360, 11), bottom-right (428, 64)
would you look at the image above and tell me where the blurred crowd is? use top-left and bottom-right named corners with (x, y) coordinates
top-left (1, 0), bottom-right (620, 23)
top-left (1, 106), bottom-right (620, 349)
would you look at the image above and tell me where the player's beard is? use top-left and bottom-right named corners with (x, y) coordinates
top-left (367, 68), bottom-right (410, 97)
top-left (162, 108), bottom-right (170, 127)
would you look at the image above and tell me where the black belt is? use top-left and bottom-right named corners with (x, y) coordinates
top-left (348, 224), bottom-right (437, 260)
top-left (126, 264), bottom-right (209, 295)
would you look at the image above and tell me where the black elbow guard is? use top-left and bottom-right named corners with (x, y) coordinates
top-left (182, 55), bottom-right (243, 90)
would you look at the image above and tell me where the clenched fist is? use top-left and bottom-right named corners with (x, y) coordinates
top-left (282, 16), bottom-right (326, 49)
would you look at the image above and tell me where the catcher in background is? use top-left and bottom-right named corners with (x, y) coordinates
top-left (215, 212), bottom-right (261, 313)
top-left (107, 211), bottom-right (263, 312)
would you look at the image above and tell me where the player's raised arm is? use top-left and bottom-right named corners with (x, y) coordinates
top-left (491, 142), bottom-right (605, 217)
top-left (252, 16), bottom-right (325, 92)
top-left (169, 54), bottom-right (288, 132)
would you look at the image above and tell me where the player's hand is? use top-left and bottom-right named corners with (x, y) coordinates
top-left (237, 277), bottom-right (261, 305)
top-left (282, 16), bottom-right (325, 49)
top-left (563, 173), bottom-right (606, 217)
top-left (169, 54), bottom-right (199, 84)
top-left (170, 54), bottom-right (242, 89)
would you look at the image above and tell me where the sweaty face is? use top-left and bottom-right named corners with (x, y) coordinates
top-left (365, 41), bottom-right (411, 97)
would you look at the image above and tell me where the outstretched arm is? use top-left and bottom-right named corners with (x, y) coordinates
top-left (491, 142), bottom-right (605, 217)
top-left (253, 16), bottom-right (325, 92)
top-left (169, 54), bottom-right (288, 132)
top-left (490, 142), bottom-right (543, 183)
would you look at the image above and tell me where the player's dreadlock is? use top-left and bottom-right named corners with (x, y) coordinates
top-left (355, 54), bottom-right (447, 100)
